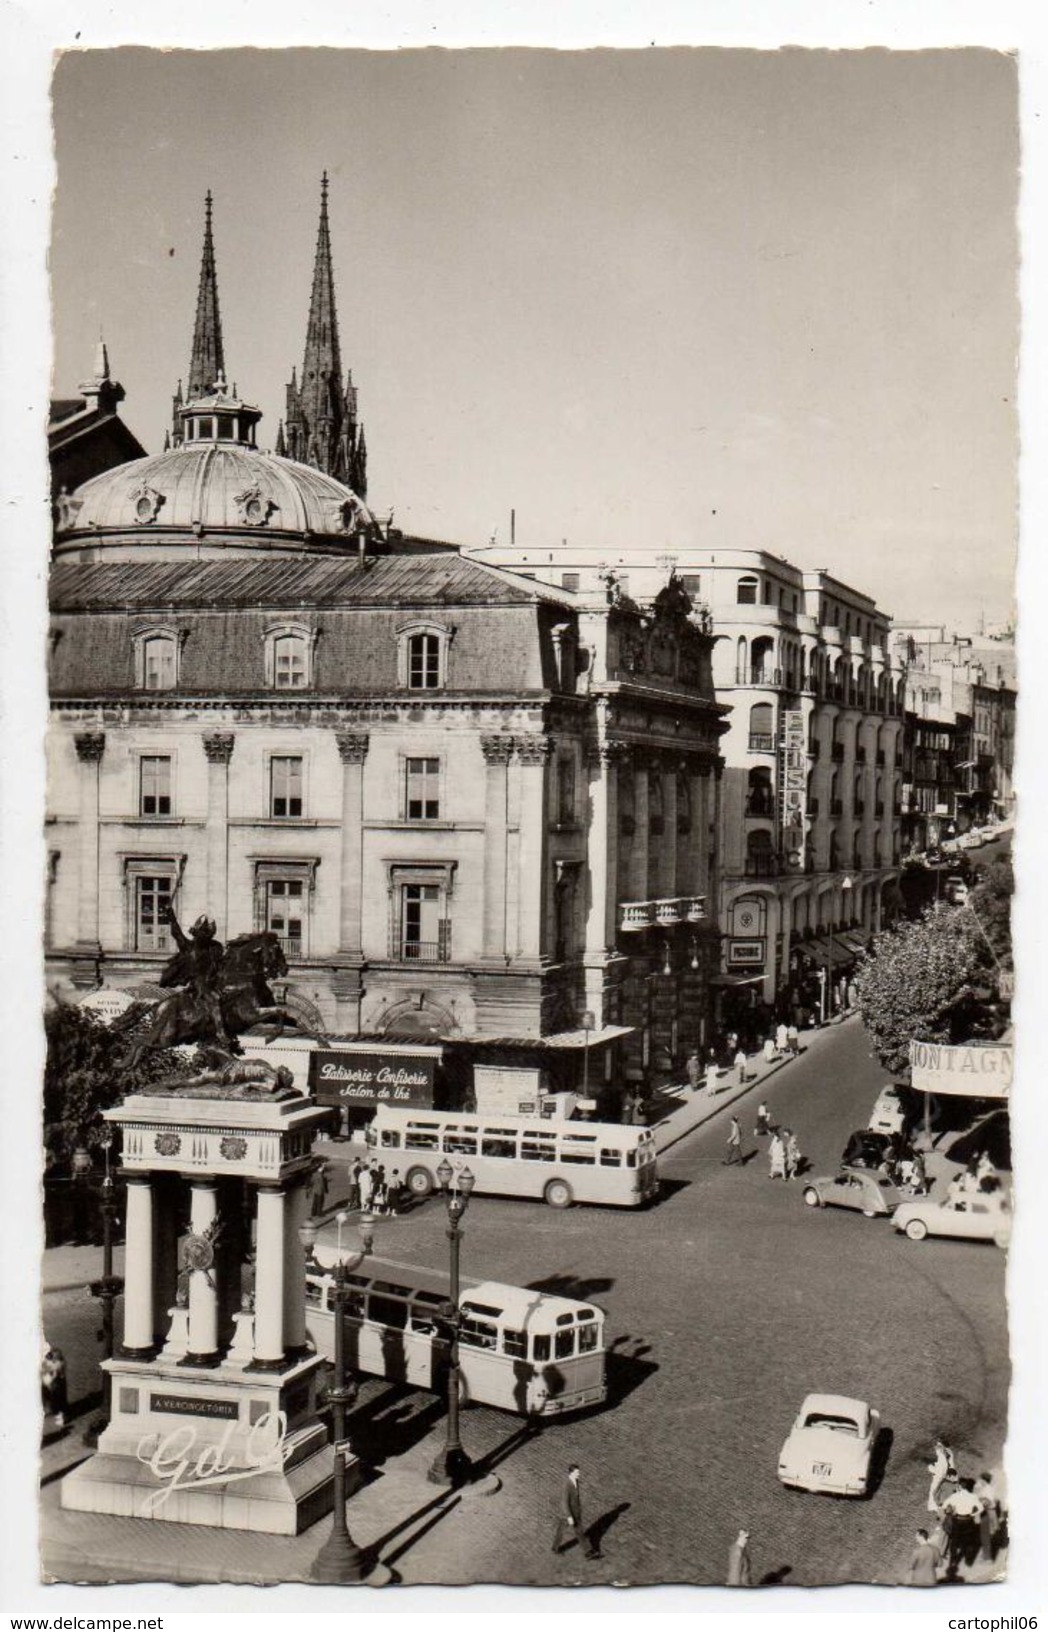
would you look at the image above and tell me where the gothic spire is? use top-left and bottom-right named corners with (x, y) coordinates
top-left (187, 190), bottom-right (225, 401)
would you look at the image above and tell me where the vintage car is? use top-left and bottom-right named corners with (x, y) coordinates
top-left (778, 1393), bottom-right (880, 1497)
top-left (840, 1129), bottom-right (897, 1171)
top-left (892, 1191), bottom-right (1012, 1247)
top-left (802, 1167), bottom-right (904, 1218)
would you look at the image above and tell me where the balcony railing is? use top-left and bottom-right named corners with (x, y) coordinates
top-left (400, 938), bottom-right (451, 964)
top-left (750, 666), bottom-right (783, 687)
top-left (274, 935), bottom-right (303, 959)
top-left (619, 895), bottom-right (707, 932)
top-left (748, 733), bottom-right (776, 753)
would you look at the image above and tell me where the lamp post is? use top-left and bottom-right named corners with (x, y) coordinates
top-left (299, 1207), bottom-right (375, 1584)
top-left (85, 1124), bottom-right (123, 1446)
top-left (580, 1009), bottom-right (595, 1102)
top-left (428, 1158), bottom-right (476, 1489)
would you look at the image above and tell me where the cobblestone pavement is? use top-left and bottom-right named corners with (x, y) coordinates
top-left (41, 1018), bottom-right (1009, 1590)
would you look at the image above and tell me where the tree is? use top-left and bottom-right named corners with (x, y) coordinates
top-left (44, 1000), bottom-right (193, 1165)
top-left (854, 901), bottom-right (1010, 1078)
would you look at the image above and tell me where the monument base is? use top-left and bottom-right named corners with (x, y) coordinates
top-left (61, 1351), bottom-right (355, 1536)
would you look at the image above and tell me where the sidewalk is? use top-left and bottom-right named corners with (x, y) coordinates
top-left (43, 1241), bottom-right (126, 1296)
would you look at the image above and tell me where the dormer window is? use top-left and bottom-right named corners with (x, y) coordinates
top-left (398, 623), bottom-right (450, 691)
top-left (264, 624), bottom-right (315, 690)
top-left (134, 628), bottom-right (179, 691)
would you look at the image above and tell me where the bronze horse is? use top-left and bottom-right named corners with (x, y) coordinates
top-left (122, 931), bottom-right (299, 1066)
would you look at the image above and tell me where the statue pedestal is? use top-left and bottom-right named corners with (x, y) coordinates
top-left (62, 1083), bottom-right (342, 1536)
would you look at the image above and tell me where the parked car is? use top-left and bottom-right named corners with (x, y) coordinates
top-left (778, 1393), bottom-right (880, 1496)
top-left (892, 1191), bottom-right (1012, 1247)
top-left (868, 1086), bottom-right (910, 1138)
top-left (802, 1167), bottom-right (904, 1218)
top-left (841, 1129), bottom-right (897, 1171)
top-left (944, 875), bottom-right (969, 905)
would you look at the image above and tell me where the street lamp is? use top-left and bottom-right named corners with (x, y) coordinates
top-left (825, 876), bottom-right (853, 1022)
top-left (298, 1207), bottom-right (375, 1584)
top-left (85, 1123), bottom-right (124, 1447)
top-left (428, 1159), bottom-right (476, 1489)
top-left (580, 1009), bottom-right (595, 1101)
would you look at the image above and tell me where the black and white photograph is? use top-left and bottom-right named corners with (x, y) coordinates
top-left (1, 4), bottom-right (1044, 1616)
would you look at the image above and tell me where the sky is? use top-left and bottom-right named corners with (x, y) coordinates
top-left (50, 47), bottom-right (1019, 631)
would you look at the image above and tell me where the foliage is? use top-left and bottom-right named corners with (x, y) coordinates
top-left (969, 856), bottom-right (1013, 969)
top-left (854, 896), bottom-right (1011, 1078)
top-left (43, 1000), bottom-right (193, 1164)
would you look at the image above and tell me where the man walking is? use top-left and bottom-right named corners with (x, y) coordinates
top-left (723, 1116), bottom-right (744, 1167)
top-left (905, 1527), bottom-right (941, 1586)
top-left (726, 1528), bottom-right (753, 1586)
top-left (552, 1464), bottom-right (600, 1559)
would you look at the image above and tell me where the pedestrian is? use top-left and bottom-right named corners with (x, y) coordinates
top-left (372, 1162), bottom-right (387, 1215)
top-left (726, 1528), bottom-right (753, 1586)
top-left (551, 1464), bottom-right (600, 1559)
top-left (723, 1116), bottom-right (744, 1167)
top-left (946, 1170), bottom-right (967, 1209)
top-left (786, 1022), bottom-right (800, 1057)
top-left (686, 1050), bottom-right (703, 1090)
top-left (784, 1129), bottom-right (802, 1180)
top-left (754, 1102), bottom-right (771, 1138)
top-left (768, 1129), bottom-right (786, 1181)
top-left (775, 1021), bottom-right (788, 1055)
top-left (40, 1343), bottom-right (68, 1430)
top-left (734, 1048), bottom-right (747, 1086)
top-left (977, 1470), bottom-right (1002, 1561)
top-left (762, 1034), bottom-right (777, 1065)
top-left (905, 1527), bottom-right (941, 1586)
top-left (706, 1058), bottom-right (720, 1094)
top-left (726, 1030), bottom-right (739, 1058)
top-left (357, 1161), bottom-right (374, 1213)
top-left (942, 1478), bottom-right (983, 1576)
top-left (347, 1157), bottom-right (363, 1212)
top-left (927, 1438), bottom-right (958, 1514)
top-left (309, 1157), bottom-right (329, 1218)
top-left (910, 1151), bottom-right (927, 1195)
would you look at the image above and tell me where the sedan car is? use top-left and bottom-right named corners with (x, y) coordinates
top-left (778, 1393), bottom-right (880, 1497)
top-left (802, 1167), bottom-right (904, 1218)
top-left (893, 1192), bottom-right (1012, 1247)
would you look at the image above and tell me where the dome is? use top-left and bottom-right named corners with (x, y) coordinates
top-left (55, 440), bottom-right (373, 546)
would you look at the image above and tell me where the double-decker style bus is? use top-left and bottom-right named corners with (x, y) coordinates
top-left (366, 1106), bottom-right (659, 1209)
top-left (304, 1254), bottom-right (607, 1417)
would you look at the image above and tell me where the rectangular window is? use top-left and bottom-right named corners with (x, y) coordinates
top-left (521, 1133), bottom-right (557, 1163)
top-left (405, 1126), bottom-right (439, 1150)
top-left (405, 757), bottom-right (440, 820)
top-left (532, 1334), bottom-right (551, 1362)
top-left (459, 1316), bottom-right (499, 1351)
top-left (561, 572), bottom-right (580, 593)
top-left (401, 882), bottom-right (449, 962)
top-left (265, 878), bottom-right (304, 957)
top-left (135, 874), bottom-right (173, 952)
top-left (502, 1329), bottom-right (527, 1359)
top-left (557, 756), bottom-right (576, 825)
top-left (680, 574), bottom-right (701, 598)
top-left (554, 1328), bottom-right (576, 1360)
top-left (561, 1137), bottom-right (597, 1165)
top-left (380, 1129), bottom-right (401, 1148)
top-left (408, 633), bottom-right (441, 690)
top-left (578, 1322), bottom-right (599, 1353)
top-left (139, 756), bottom-right (172, 816)
top-left (480, 1132), bottom-right (518, 1159)
top-left (368, 1293), bottom-right (408, 1331)
top-left (273, 635), bottom-right (307, 690)
top-left (270, 756), bottom-right (303, 818)
top-left (143, 637), bottom-right (176, 691)
top-left (442, 1129), bottom-right (478, 1155)
top-left (599, 1147), bottom-right (623, 1167)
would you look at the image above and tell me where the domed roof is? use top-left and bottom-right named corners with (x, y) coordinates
top-left (56, 440), bottom-right (373, 542)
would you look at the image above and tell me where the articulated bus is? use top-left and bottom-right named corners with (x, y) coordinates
top-left (366, 1105), bottom-right (659, 1209)
top-left (305, 1254), bottom-right (607, 1417)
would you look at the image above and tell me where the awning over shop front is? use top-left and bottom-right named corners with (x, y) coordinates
top-left (709, 973), bottom-right (765, 988)
top-left (801, 937), bottom-right (853, 968)
top-left (443, 1025), bottom-right (635, 1050)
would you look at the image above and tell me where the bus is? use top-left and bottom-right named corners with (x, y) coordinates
top-left (365, 1105), bottom-right (659, 1209)
top-left (304, 1254), bottom-right (607, 1417)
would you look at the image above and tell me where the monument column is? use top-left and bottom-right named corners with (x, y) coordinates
top-left (120, 1173), bottom-right (155, 1358)
top-left (335, 732), bottom-right (369, 952)
top-left (252, 1183), bottom-right (287, 1369)
top-left (184, 1179), bottom-right (220, 1367)
top-left (480, 735), bottom-right (514, 957)
top-left (282, 1177), bottom-right (310, 1354)
top-left (202, 734), bottom-right (235, 940)
top-left (74, 732), bottom-right (105, 947)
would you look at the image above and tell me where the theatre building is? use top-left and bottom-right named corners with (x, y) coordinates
top-left (45, 192), bottom-right (726, 1115)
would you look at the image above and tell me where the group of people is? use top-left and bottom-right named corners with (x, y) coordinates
top-left (945, 1152), bottom-right (1002, 1208)
top-left (721, 1109), bottom-right (804, 1179)
top-left (348, 1156), bottom-right (404, 1217)
top-left (906, 1439), bottom-right (1006, 1584)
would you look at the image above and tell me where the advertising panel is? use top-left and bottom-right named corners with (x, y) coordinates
top-left (908, 1039), bottom-right (1012, 1099)
top-left (309, 1049), bottom-right (436, 1108)
top-left (780, 708), bottom-right (808, 872)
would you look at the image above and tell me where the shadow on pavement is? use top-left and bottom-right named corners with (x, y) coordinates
top-left (867, 1425), bottom-right (894, 1498)
top-left (604, 1335), bottom-right (658, 1408)
top-left (759, 1564), bottom-right (794, 1585)
top-left (526, 1273), bottom-right (616, 1301)
top-left (648, 1177), bottom-right (691, 1205)
top-left (349, 1388), bottom-right (446, 1468)
top-left (588, 1500), bottom-right (631, 1551)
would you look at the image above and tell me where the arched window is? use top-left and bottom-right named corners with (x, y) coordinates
top-left (750, 636), bottom-right (774, 685)
top-left (737, 575), bottom-right (759, 605)
top-left (748, 702), bottom-right (774, 751)
top-left (134, 627), bottom-right (179, 691)
top-left (829, 832), bottom-right (840, 871)
top-left (264, 624), bottom-right (314, 690)
top-left (397, 623), bottom-right (450, 691)
top-left (853, 773), bottom-right (864, 815)
top-left (746, 766), bottom-right (774, 817)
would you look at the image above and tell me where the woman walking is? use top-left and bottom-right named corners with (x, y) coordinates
top-left (768, 1130), bottom-right (786, 1181)
top-left (784, 1129), bottom-right (802, 1181)
top-left (754, 1102), bottom-right (771, 1138)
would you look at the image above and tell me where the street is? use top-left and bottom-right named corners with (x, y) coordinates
top-left (42, 1014), bottom-right (1008, 1587)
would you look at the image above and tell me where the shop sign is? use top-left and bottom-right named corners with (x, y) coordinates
top-left (309, 1049), bottom-right (435, 1108)
top-left (908, 1039), bottom-right (1012, 1099)
top-left (780, 709), bottom-right (808, 872)
top-left (728, 938), bottom-right (765, 968)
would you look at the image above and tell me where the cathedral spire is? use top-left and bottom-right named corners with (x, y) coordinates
top-left (186, 190), bottom-right (225, 401)
top-left (284, 173), bottom-right (366, 492)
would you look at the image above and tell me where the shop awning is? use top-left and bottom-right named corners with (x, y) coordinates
top-left (442, 1025), bottom-right (636, 1050)
top-left (709, 973), bottom-right (765, 988)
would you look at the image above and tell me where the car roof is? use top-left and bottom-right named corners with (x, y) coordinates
top-left (799, 1392), bottom-right (869, 1418)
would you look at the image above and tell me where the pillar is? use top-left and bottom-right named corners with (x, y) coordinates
top-left (661, 764), bottom-right (678, 900)
top-left (252, 1184), bottom-right (286, 1369)
top-left (585, 743), bottom-right (619, 954)
top-left (627, 758), bottom-right (649, 904)
top-left (202, 734), bottom-right (235, 939)
top-left (73, 732), bottom-right (104, 947)
top-left (184, 1179), bottom-right (220, 1367)
top-left (152, 1174), bottom-right (180, 1346)
top-left (120, 1174), bottom-right (155, 1357)
top-left (336, 732), bottom-right (369, 953)
top-left (515, 735), bottom-right (552, 957)
top-left (282, 1177), bottom-right (310, 1355)
top-left (480, 735), bottom-right (513, 957)
top-left (688, 763), bottom-right (708, 898)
